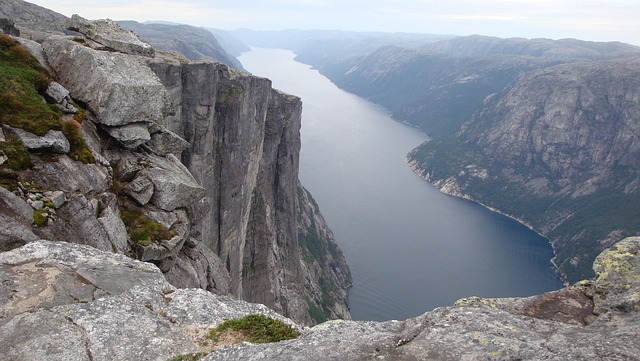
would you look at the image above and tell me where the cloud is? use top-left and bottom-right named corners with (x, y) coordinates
top-left (26, 0), bottom-right (640, 45)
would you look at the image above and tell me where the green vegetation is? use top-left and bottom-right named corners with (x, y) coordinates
top-left (0, 136), bottom-right (32, 190)
top-left (33, 208), bottom-right (48, 227)
top-left (167, 353), bottom-right (206, 361)
top-left (207, 314), bottom-right (300, 344)
top-left (62, 120), bottom-right (95, 163)
top-left (0, 136), bottom-right (32, 171)
top-left (120, 208), bottom-right (175, 246)
top-left (0, 34), bottom-right (94, 165)
top-left (0, 34), bottom-right (59, 136)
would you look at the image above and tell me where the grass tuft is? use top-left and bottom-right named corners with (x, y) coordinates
top-left (207, 314), bottom-right (300, 345)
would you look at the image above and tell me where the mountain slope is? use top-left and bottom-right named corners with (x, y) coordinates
top-left (118, 20), bottom-right (244, 70)
top-left (288, 34), bottom-right (640, 282)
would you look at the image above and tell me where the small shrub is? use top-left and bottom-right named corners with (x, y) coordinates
top-left (62, 120), bottom-right (95, 164)
top-left (207, 314), bottom-right (300, 345)
top-left (0, 136), bottom-right (32, 171)
top-left (120, 208), bottom-right (175, 246)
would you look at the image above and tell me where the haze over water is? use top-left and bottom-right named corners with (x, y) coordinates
top-left (239, 48), bottom-right (563, 321)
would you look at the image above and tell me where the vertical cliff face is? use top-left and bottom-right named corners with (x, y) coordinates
top-left (150, 60), bottom-right (351, 324)
top-left (0, 1), bottom-right (350, 326)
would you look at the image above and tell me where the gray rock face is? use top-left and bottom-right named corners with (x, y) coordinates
top-left (0, 18), bottom-right (19, 36)
top-left (42, 36), bottom-right (167, 127)
top-left (0, 0), bottom-right (67, 34)
top-left (67, 15), bottom-right (155, 57)
top-left (0, 240), bottom-right (297, 361)
top-left (23, 155), bottom-right (109, 194)
top-left (3, 238), bottom-right (640, 361)
top-left (0, 187), bottom-right (38, 251)
top-left (5, 127), bottom-right (70, 154)
top-left (152, 60), bottom-right (351, 325)
top-left (205, 237), bottom-right (640, 361)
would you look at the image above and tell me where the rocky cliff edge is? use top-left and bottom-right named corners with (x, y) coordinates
top-left (1, 236), bottom-right (639, 360)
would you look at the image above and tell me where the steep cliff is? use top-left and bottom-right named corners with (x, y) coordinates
top-left (0, 0), bottom-right (350, 326)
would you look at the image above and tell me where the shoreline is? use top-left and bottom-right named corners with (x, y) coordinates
top-left (405, 157), bottom-right (568, 286)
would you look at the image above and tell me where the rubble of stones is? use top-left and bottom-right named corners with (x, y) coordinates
top-left (14, 181), bottom-right (66, 226)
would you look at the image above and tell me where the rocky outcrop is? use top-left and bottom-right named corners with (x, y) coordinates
top-left (0, 241), bottom-right (298, 361)
top-left (150, 59), bottom-right (350, 324)
top-left (67, 15), bottom-right (155, 57)
top-left (4, 127), bottom-right (70, 153)
top-left (3, 236), bottom-right (639, 360)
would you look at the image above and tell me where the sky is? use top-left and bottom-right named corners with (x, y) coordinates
top-left (29, 0), bottom-right (640, 46)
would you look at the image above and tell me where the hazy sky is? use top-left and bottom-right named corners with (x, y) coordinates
top-left (29, 0), bottom-right (640, 45)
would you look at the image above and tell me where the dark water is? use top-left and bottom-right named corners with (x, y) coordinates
top-left (239, 48), bottom-right (563, 321)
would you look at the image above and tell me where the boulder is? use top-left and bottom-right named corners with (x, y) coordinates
top-left (123, 173), bottom-right (154, 206)
top-left (13, 37), bottom-right (49, 69)
top-left (0, 18), bottom-right (19, 36)
top-left (45, 82), bottom-right (77, 114)
top-left (148, 123), bottom-right (190, 156)
top-left (5, 127), bottom-right (70, 154)
top-left (42, 36), bottom-right (167, 127)
top-left (102, 123), bottom-right (151, 149)
top-left (143, 154), bottom-right (206, 212)
top-left (66, 14), bottom-right (155, 57)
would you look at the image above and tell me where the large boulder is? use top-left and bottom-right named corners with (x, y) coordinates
top-left (66, 14), bottom-right (155, 57)
top-left (42, 36), bottom-right (167, 127)
top-left (4, 127), bottom-right (70, 154)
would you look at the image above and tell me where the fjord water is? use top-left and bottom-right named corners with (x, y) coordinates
top-left (239, 48), bottom-right (563, 321)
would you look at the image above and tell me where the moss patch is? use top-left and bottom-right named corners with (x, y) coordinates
top-left (0, 34), bottom-right (60, 136)
top-left (62, 120), bottom-right (95, 164)
top-left (207, 314), bottom-right (300, 345)
top-left (33, 208), bottom-right (47, 227)
top-left (1, 34), bottom-right (94, 164)
top-left (120, 208), bottom-right (174, 246)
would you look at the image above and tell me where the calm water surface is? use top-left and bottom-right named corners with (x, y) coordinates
top-left (239, 48), bottom-right (563, 321)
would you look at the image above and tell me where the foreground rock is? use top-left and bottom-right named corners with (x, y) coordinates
top-left (1, 237), bottom-right (639, 360)
top-left (0, 241), bottom-right (297, 361)
top-left (208, 237), bottom-right (640, 360)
